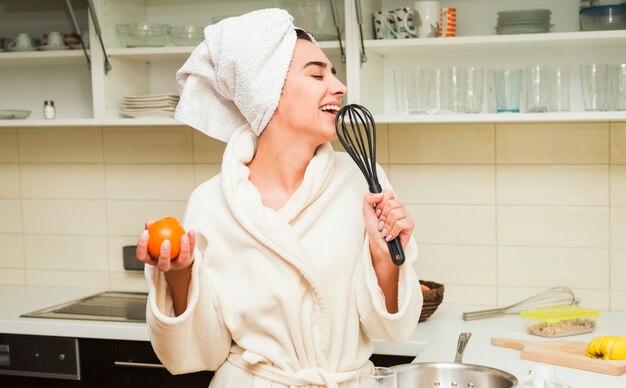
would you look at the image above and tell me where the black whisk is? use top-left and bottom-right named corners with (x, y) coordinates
top-left (335, 104), bottom-right (405, 266)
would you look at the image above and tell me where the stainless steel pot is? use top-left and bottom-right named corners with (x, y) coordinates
top-left (391, 332), bottom-right (518, 387)
top-left (392, 362), bottom-right (518, 388)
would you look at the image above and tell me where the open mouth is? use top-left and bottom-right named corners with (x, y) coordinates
top-left (320, 104), bottom-right (341, 117)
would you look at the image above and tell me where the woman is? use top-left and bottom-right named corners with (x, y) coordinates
top-left (137, 9), bottom-right (422, 388)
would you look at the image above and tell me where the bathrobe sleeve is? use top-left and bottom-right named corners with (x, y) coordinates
top-left (356, 166), bottom-right (423, 343)
top-left (144, 181), bottom-right (232, 374)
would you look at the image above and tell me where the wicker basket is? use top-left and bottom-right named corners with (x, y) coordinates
top-left (419, 280), bottom-right (444, 322)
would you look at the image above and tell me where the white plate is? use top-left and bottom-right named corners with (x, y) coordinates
top-left (122, 93), bottom-right (179, 100)
top-left (120, 109), bottom-right (175, 118)
top-left (120, 103), bottom-right (177, 109)
top-left (37, 45), bottom-right (71, 51)
top-left (121, 98), bottom-right (178, 105)
top-left (0, 109), bottom-right (31, 119)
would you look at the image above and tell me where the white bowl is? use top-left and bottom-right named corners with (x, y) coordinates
top-left (116, 23), bottom-right (170, 47)
top-left (170, 26), bottom-right (204, 46)
top-left (0, 109), bottom-right (31, 119)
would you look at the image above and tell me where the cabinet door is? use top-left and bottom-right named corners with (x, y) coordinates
top-left (0, 0), bottom-right (94, 121)
top-left (79, 339), bottom-right (213, 388)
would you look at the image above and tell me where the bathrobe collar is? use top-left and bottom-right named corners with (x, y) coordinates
top-left (221, 123), bottom-right (335, 315)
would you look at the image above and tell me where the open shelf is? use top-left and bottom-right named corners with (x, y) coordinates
top-left (106, 40), bottom-right (343, 61)
top-left (375, 111), bottom-right (626, 124)
top-left (365, 30), bottom-right (626, 56)
top-left (0, 119), bottom-right (98, 127)
top-left (0, 50), bottom-right (90, 67)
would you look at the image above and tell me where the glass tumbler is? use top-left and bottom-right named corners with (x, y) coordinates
top-left (393, 68), bottom-right (410, 114)
top-left (525, 64), bottom-right (549, 113)
top-left (358, 367), bottom-right (397, 388)
top-left (443, 67), bottom-right (466, 112)
top-left (580, 63), bottom-right (609, 111)
top-left (547, 67), bottom-right (570, 112)
top-left (407, 66), bottom-right (430, 114)
top-left (494, 69), bottom-right (522, 113)
top-left (428, 67), bottom-right (446, 113)
top-left (611, 64), bottom-right (626, 111)
top-left (465, 67), bottom-right (484, 113)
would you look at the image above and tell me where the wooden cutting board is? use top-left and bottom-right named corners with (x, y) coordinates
top-left (491, 337), bottom-right (626, 376)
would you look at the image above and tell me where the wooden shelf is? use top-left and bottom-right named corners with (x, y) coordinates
top-left (365, 30), bottom-right (626, 56)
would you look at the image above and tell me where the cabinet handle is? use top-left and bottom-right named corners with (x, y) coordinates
top-left (114, 361), bottom-right (166, 369)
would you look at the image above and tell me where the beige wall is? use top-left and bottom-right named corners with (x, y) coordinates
top-left (1, 122), bottom-right (625, 311)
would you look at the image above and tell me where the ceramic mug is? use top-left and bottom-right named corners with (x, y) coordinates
top-left (46, 31), bottom-right (64, 47)
top-left (439, 7), bottom-right (457, 37)
top-left (384, 7), bottom-right (417, 39)
top-left (372, 10), bottom-right (396, 39)
top-left (414, 0), bottom-right (440, 38)
top-left (8, 33), bottom-right (33, 49)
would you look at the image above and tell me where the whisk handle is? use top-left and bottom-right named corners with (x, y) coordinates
top-left (388, 237), bottom-right (405, 265)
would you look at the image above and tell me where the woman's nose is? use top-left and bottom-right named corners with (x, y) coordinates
top-left (332, 77), bottom-right (347, 97)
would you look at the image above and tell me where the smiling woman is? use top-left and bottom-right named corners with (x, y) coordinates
top-left (137, 8), bottom-right (423, 388)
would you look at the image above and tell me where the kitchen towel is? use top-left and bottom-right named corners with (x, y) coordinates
top-left (174, 8), bottom-right (314, 142)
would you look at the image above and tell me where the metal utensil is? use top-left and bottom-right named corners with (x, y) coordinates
top-left (353, 0), bottom-right (367, 63)
top-left (329, 0), bottom-right (345, 63)
top-left (462, 286), bottom-right (578, 321)
top-left (394, 331), bottom-right (518, 387)
top-left (335, 104), bottom-right (404, 265)
top-left (454, 332), bottom-right (472, 363)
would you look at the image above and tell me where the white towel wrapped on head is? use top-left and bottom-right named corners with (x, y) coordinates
top-left (175, 8), bottom-right (315, 142)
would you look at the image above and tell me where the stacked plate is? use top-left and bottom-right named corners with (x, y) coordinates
top-left (496, 9), bottom-right (553, 35)
top-left (120, 93), bottom-right (179, 118)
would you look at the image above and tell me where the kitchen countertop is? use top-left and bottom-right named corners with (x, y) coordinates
top-left (1, 285), bottom-right (625, 387)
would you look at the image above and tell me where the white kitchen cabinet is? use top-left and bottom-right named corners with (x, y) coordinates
top-left (93, 0), bottom-right (347, 124)
top-left (0, 0), bottom-right (625, 127)
top-left (0, 0), bottom-right (94, 124)
top-left (356, 0), bottom-right (626, 122)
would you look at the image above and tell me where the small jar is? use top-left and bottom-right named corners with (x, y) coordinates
top-left (43, 100), bottom-right (56, 119)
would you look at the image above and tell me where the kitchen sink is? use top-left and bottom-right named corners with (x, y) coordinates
top-left (20, 291), bottom-right (147, 323)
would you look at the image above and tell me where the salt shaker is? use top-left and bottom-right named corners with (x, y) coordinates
top-left (43, 100), bottom-right (56, 119)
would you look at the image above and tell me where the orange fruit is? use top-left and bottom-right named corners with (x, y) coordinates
top-left (147, 217), bottom-right (185, 259)
top-left (420, 284), bottom-right (430, 292)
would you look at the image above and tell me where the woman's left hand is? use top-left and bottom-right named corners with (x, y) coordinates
top-left (362, 189), bottom-right (414, 252)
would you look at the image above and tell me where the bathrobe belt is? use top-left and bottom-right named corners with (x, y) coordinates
top-left (227, 345), bottom-right (370, 387)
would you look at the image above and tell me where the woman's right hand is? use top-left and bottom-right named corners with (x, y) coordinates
top-left (136, 219), bottom-right (196, 273)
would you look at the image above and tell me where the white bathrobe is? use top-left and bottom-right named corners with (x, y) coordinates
top-left (145, 124), bottom-right (422, 387)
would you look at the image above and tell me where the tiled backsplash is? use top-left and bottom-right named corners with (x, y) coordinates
top-left (0, 122), bottom-right (625, 311)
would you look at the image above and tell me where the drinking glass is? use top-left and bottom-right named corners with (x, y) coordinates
top-left (358, 367), bottom-right (397, 388)
top-left (443, 67), bottom-right (466, 112)
top-left (428, 67), bottom-right (445, 113)
top-left (494, 69), bottom-right (522, 113)
top-left (611, 64), bottom-right (626, 111)
top-left (485, 69), bottom-right (497, 113)
top-left (580, 63), bottom-right (609, 111)
top-left (393, 69), bottom-right (409, 114)
top-left (547, 67), bottom-right (570, 112)
top-left (407, 66), bottom-right (430, 114)
top-left (525, 64), bottom-right (549, 112)
top-left (465, 67), bottom-right (484, 113)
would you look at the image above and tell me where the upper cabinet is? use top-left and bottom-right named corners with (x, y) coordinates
top-left (94, 0), bottom-right (347, 124)
top-left (0, 0), bottom-right (94, 125)
top-left (0, 0), bottom-right (625, 126)
top-left (354, 0), bottom-right (626, 122)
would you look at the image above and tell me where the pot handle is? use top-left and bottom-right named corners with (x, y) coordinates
top-left (454, 332), bottom-right (472, 363)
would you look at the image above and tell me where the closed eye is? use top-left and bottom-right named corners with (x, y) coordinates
top-left (312, 75), bottom-right (324, 80)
